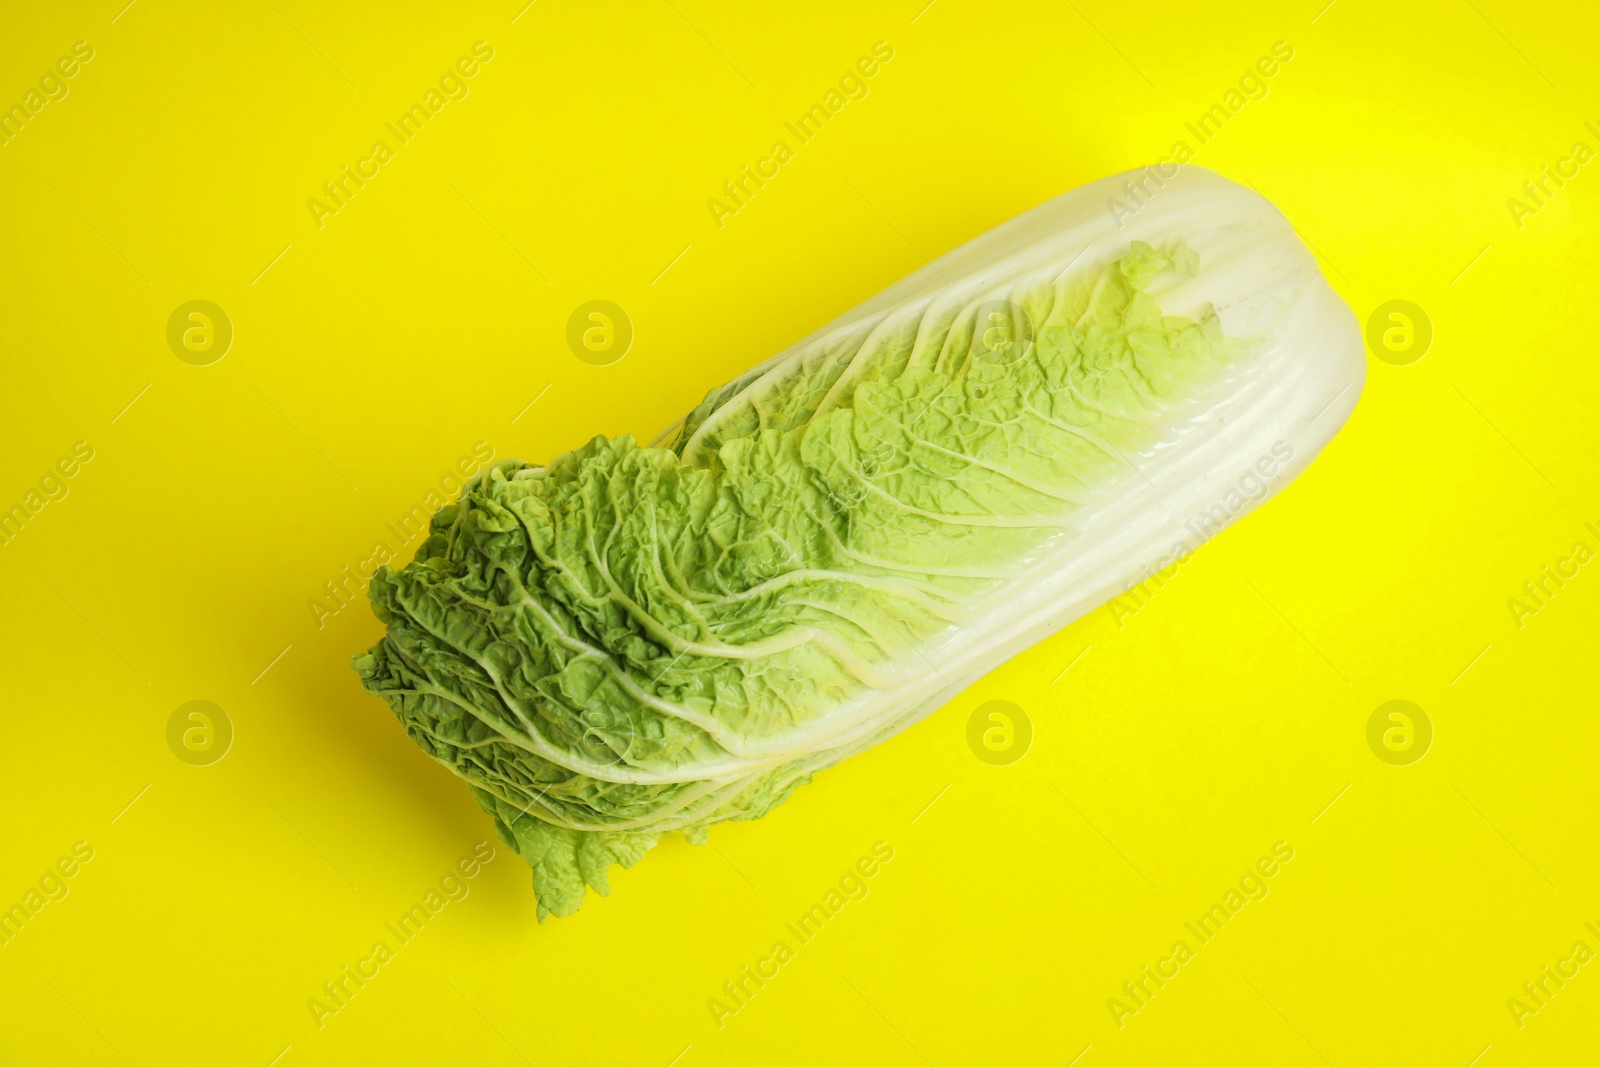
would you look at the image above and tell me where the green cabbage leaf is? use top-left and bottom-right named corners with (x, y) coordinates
top-left (354, 240), bottom-right (1241, 919)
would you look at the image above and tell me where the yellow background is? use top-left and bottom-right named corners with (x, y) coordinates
top-left (2, 0), bottom-right (1597, 1064)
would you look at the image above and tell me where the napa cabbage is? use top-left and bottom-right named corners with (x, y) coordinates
top-left (353, 166), bottom-right (1363, 919)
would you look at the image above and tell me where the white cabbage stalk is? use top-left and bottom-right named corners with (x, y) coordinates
top-left (355, 165), bottom-right (1363, 919)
